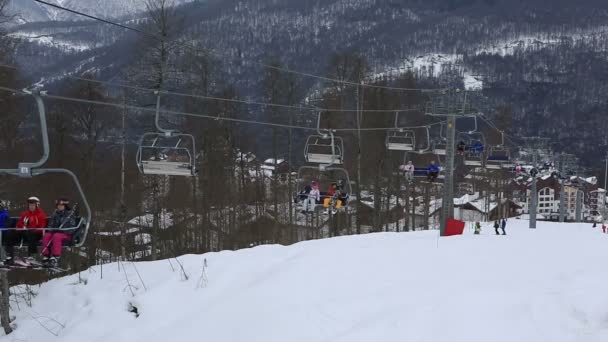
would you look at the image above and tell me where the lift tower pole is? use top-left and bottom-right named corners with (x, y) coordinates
top-left (426, 89), bottom-right (482, 236)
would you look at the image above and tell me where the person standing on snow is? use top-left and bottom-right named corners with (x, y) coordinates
top-left (3, 196), bottom-right (46, 265)
top-left (501, 218), bottom-right (507, 235)
top-left (493, 220), bottom-right (500, 235)
top-left (603, 222), bottom-right (607, 234)
top-left (474, 222), bottom-right (481, 235)
top-left (42, 198), bottom-right (77, 266)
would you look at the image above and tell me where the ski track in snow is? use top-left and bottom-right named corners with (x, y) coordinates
top-left (2, 220), bottom-right (608, 342)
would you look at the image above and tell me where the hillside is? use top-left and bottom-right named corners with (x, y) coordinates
top-left (2, 219), bottom-right (608, 342)
top-left (5, 0), bottom-right (608, 173)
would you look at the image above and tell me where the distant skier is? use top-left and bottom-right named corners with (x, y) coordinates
top-left (603, 223), bottom-right (607, 234)
top-left (427, 161), bottom-right (440, 182)
top-left (400, 161), bottom-right (415, 183)
top-left (501, 218), bottom-right (507, 235)
top-left (474, 222), bottom-right (481, 235)
top-left (493, 220), bottom-right (500, 235)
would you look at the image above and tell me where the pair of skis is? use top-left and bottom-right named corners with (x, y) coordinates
top-left (0, 258), bottom-right (66, 273)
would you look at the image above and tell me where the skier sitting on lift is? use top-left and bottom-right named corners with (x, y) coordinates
top-left (0, 200), bottom-right (8, 230)
top-left (324, 183), bottom-right (342, 214)
top-left (470, 141), bottom-right (484, 155)
top-left (427, 161), bottom-right (440, 182)
top-left (302, 181), bottom-right (320, 214)
top-left (3, 196), bottom-right (46, 265)
top-left (42, 198), bottom-right (78, 267)
top-left (400, 161), bottom-right (415, 183)
top-left (457, 141), bottom-right (466, 155)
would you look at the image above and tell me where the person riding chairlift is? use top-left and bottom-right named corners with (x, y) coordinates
top-left (427, 161), bottom-right (440, 182)
top-left (400, 161), bottom-right (415, 183)
top-left (0, 200), bottom-right (8, 231)
top-left (515, 165), bottom-right (523, 174)
top-left (324, 183), bottom-right (343, 214)
top-left (2, 196), bottom-right (46, 265)
top-left (42, 198), bottom-right (78, 267)
top-left (470, 140), bottom-right (484, 156)
top-left (457, 141), bottom-right (466, 155)
top-left (302, 181), bottom-right (320, 214)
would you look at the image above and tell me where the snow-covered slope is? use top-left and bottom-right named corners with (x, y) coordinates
top-left (3, 220), bottom-right (608, 342)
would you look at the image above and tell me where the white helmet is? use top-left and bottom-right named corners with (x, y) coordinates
top-left (27, 196), bottom-right (40, 203)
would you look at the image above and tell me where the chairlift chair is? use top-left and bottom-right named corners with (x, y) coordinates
top-left (400, 152), bottom-right (444, 181)
top-left (137, 133), bottom-right (196, 176)
top-left (304, 112), bottom-right (344, 165)
top-left (433, 123), bottom-right (448, 155)
top-left (294, 166), bottom-right (351, 211)
top-left (0, 90), bottom-right (91, 248)
top-left (433, 140), bottom-right (447, 156)
top-left (386, 130), bottom-right (416, 151)
top-left (304, 134), bottom-right (344, 165)
top-left (136, 92), bottom-right (197, 177)
top-left (457, 131), bottom-right (485, 167)
top-left (487, 133), bottom-right (513, 170)
top-left (386, 112), bottom-right (417, 151)
top-left (486, 146), bottom-right (511, 170)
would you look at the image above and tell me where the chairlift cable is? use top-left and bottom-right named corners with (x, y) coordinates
top-left (0, 86), bottom-right (445, 132)
top-left (0, 64), bottom-right (425, 114)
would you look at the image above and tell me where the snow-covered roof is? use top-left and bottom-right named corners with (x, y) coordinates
top-left (96, 227), bottom-right (141, 236)
top-left (586, 177), bottom-right (598, 185)
top-left (454, 193), bottom-right (480, 206)
top-left (235, 151), bottom-right (256, 163)
top-left (467, 198), bottom-right (498, 214)
top-left (263, 158), bottom-right (285, 165)
top-left (128, 209), bottom-right (174, 229)
top-left (359, 191), bottom-right (402, 211)
top-left (464, 74), bottom-right (483, 91)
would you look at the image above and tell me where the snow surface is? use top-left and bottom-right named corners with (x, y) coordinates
top-left (3, 220), bottom-right (608, 342)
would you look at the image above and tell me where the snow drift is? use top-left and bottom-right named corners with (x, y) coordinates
top-left (2, 219), bottom-right (608, 342)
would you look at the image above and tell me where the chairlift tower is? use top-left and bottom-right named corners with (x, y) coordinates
top-left (426, 89), bottom-right (483, 236)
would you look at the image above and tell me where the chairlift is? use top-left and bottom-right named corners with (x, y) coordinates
top-left (399, 152), bottom-right (444, 182)
top-left (486, 133), bottom-right (513, 169)
top-left (294, 165), bottom-right (351, 211)
top-left (386, 112), bottom-right (415, 151)
top-left (136, 92), bottom-right (197, 176)
top-left (457, 130), bottom-right (485, 167)
top-left (433, 123), bottom-right (448, 156)
top-left (304, 112), bottom-right (344, 165)
top-left (402, 126), bottom-right (432, 154)
top-left (0, 90), bottom-right (91, 248)
top-left (486, 147), bottom-right (512, 169)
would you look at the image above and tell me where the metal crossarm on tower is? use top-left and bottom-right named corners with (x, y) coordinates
top-left (426, 89), bottom-right (484, 236)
